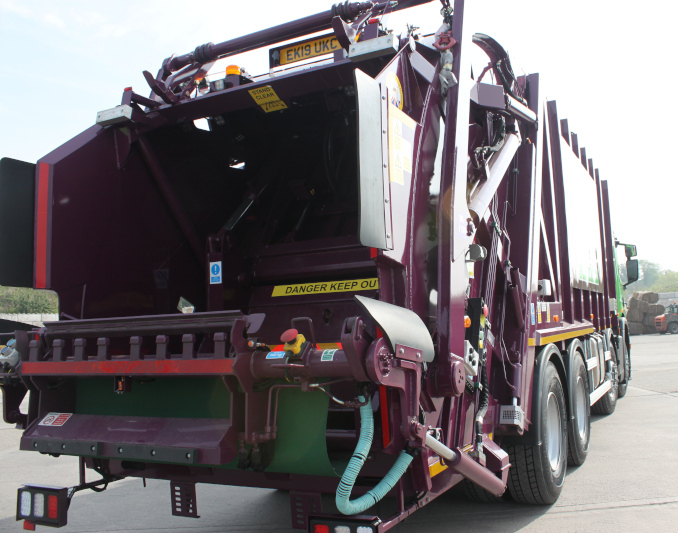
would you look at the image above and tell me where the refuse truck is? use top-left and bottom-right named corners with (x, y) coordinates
top-left (0, 0), bottom-right (639, 530)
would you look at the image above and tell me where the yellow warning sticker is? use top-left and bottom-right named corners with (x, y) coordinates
top-left (272, 278), bottom-right (378, 297)
top-left (388, 104), bottom-right (417, 185)
top-left (248, 86), bottom-right (288, 113)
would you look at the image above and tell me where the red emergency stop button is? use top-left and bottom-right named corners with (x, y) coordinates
top-left (280, 329), bottom-right (298, 344)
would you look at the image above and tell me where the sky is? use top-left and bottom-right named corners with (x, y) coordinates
top-left (0, 0), bottom-right (674, 270)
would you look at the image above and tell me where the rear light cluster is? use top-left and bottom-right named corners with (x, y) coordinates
top-left (16, 485), bottom-right (68, 528)
top-left (310, 518), bottom-right (379, 533)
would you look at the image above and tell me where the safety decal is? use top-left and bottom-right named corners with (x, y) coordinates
top-left (530, 302), bottom-right (535, 325)
top-left (388, 104), bottom-right (417, 185)
top-left (546, 303), bottom-right (551, 323)
top-left (248, 86), bottom-right (288, 113)
top-left (271, 278), bottom-right (378, 297)
top-left (386, 72), bottom-right (403, 110)
top-left (266, 351), bottom-right (286, 360)
top-left (39, 413), bottom-right (72, 427)
top-left (209, 261), bottom-right (222, 284)
top-left (321, 349), bottom-right (337, 361)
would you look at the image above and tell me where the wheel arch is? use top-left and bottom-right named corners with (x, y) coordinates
top-left (519, 343), bottom-right (566, 447)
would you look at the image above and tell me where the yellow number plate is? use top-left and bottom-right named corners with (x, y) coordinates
top-left (280, 35), bottom-right (341, 65)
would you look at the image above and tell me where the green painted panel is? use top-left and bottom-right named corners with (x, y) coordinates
top-left (266, 388), bottom-right (338, 477)
top-left (75, 377), bottom-right (230, 419)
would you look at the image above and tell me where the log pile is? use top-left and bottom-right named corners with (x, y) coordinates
top-left (627, 291), bottom-right (664, 335)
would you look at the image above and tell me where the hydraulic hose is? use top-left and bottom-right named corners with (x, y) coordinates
top-left (336, 396), bottom-right (415, 515)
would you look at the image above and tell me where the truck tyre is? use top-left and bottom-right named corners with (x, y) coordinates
top-left (461, 478), bottom-right (504, 503)
top-left (506, 361), bottom-right (567, 505)
top-left (591, 358), bottom-right (617, 416)
top-left (567, 355), bottom-right (590, 466)
top-left (669, 322), bottom-right (678, 335)
top-left (617, 341), bottom-right (630, 399)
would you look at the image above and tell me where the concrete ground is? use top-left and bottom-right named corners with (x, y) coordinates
top-left (1, 333), bottom-right (677, 532)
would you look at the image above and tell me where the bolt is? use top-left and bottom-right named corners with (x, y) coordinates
top-left (385, 198), bottom-right (389, 203)
top-left (383, 163), bottom-right (387, 168)
top-left (186, 453), bottom-right (192, 459)
top-left (62, 444), bottom-right (66, 449)
top-left (417, 352), bottom-right (421, 359)
top-left (383, 129), bottom-right (386, 134)
top-left (33, 442), bottom-right (38, 448)
top-left (387, 233), bottom-right (391, 238)
top-left (382, 96), bottom-right (386, 100)
top-left (399, 348), bottom-right (405, 354)
top-left (151, 450), bottom-right (156, 456)
top-left (118, 447), bottom-right (123, 453)
top-left (91, 445), bottom-right (96, 452)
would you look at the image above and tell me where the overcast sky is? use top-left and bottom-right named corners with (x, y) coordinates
top-left (0, 0), bottom-right (672, 270)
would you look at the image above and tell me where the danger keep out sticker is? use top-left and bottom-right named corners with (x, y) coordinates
top-left (39, 413), bottom-right (72, 427)
top-left (272, 278), bottom-right (378, 297)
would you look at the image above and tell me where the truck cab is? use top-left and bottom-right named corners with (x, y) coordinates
top-left (656, 303), bottom-right (678, 334)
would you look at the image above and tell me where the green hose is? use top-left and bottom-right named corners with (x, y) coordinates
top-left (335, 395), bottom-right (415, 515)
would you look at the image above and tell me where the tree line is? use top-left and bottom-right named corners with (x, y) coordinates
top-left (625, 260), bottom-right (678, 295)
top-left (0, 286), bottom-right (58, 314)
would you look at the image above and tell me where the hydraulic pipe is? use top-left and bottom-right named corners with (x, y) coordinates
top-left (166, 0), bottom-right (432, 73)
top-left (424, 434), bottom-right (506, 496)
top-left (250, 349), bottom-right (353, 379)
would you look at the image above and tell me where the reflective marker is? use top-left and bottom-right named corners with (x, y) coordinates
top-left (334, 527), bottom-right (350, 533)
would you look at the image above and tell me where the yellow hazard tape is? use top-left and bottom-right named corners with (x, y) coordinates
top-left (272, 278), bottom-right (378, 297)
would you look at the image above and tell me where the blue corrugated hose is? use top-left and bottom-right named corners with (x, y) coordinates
top-left (335, 395), bottom-right (414, 515)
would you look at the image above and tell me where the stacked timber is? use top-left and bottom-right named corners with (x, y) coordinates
top-left (626, 291), bottom-right (664, 335)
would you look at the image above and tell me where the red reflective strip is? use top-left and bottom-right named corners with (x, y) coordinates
top-left (23, 521), bottom-right (36, 531)
top-left (35, 163), bottom-right (50, 288)
top-left (370, 247), bottom-right (378, 258)
top-left (21, 359), bottom-right (234, 376)
top-left (379, 385), bottom-right (391, 448)
top-left (47, 495), bottom-right (58, 519)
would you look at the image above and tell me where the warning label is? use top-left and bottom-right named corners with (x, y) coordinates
top-left (209, 261), bottom-right (222, 284)
top-left (388, 104), bottom-right (417, 185)
top-left (39, 413), bottom-right (72, 427)
top-left (272, 278), bottom-right (378, 297)
top-left (248, 86), bottom-right (288, 113)
top-left (321, 349), bottom-right (337, 361)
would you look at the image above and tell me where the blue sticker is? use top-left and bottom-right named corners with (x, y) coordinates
top-left (266, 351), bottom-right (286, 360)
top-left (530, 303), bottom-right (535, 325)
top-left (209, 261), bottom-right (222, 284)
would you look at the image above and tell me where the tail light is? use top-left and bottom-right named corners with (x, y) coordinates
top-left (16, 485), bottom-right (68, 528)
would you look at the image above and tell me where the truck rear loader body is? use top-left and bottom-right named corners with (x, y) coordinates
top-left (0, 1), bottom-right (638, 530)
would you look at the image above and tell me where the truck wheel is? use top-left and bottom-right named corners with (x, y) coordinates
top-left (567, 355), bottom-right (590, 466)
top-left (506, 361), bottom-right (567, 505)
top-left (591, 359), bottom-right (617, 416)
top-left (617, 341), bottom-right (630, 399)
top-left (669, 322), bottom-right (678, 335)
top-left (461, 478), bottom-right (504, 503)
